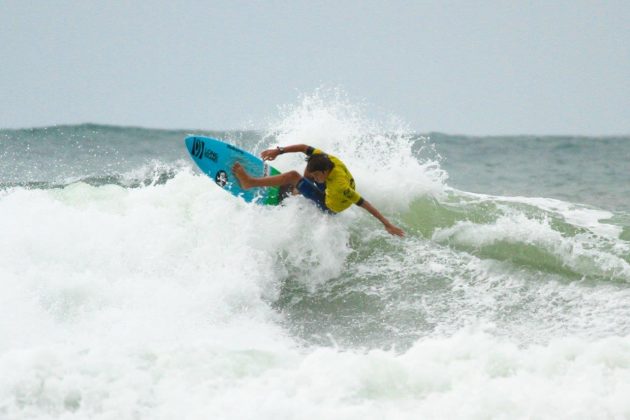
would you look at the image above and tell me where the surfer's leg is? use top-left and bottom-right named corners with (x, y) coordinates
top-left (232, 162), bottom-right (301, 189)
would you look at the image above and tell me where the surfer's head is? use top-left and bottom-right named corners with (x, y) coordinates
top-left (306, 154), bottom-right (334, 182)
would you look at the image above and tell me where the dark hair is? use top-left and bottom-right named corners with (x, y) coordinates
top-left (306, 154), bottom-right (334, 173)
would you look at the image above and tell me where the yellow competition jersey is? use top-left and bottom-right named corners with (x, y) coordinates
top-left (309, 148), bottom-right (364, 213)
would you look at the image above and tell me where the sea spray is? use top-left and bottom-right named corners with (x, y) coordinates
top-left (260, 89), bottom-right (448, 211)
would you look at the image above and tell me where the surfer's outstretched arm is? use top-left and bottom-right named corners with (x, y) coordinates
top-left (261, 144), bottom-right (310, 161)
top-left (358, 200), bottom-right (405, 237)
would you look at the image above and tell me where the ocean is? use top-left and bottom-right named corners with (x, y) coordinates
top-left (1, 95), bottom-right (630, 419)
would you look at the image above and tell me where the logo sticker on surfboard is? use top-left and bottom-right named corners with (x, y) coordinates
top-left (215, 170), bottom-right (228, 187)
top-left (191, 139), bottom-right (204, 159)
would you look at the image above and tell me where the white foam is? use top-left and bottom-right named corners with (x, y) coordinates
top-left (2, 324), bottom-right (629, 419)
top-left (1, 173), bottom-right (630, 419)
top-left (0, 174), bottom-right (353, 350)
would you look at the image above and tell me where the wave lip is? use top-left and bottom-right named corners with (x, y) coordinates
top-left (422, 190), bottom-right (630, 283)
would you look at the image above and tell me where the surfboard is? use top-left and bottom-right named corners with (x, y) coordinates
top-left (184, 136), bottom-right (284, 205)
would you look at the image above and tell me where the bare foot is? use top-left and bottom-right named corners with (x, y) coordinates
top-left (232, 162), bottom-right (253, 189)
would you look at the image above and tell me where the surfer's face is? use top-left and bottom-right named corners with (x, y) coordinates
top-left (310, 170), bottom-right (328, 183)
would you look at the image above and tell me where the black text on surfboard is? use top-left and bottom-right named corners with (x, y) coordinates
top-left (191, 138), bottom-right (218, 162)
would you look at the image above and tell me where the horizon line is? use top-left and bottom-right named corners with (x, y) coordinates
top-left (1, 122), bottom-right (629, 139)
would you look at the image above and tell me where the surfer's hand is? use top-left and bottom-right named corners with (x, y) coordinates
top-left (261, 148), bottom-right (280, 161)
top-left (385, 223), bottom-right (405, 237)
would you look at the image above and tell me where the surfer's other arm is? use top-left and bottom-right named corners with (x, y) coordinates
top-left (261, 144), bottom-right (310, 161)
top-left (358, 200), bottom-right (405, 237)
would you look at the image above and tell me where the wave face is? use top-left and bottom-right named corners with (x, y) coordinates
top-left (2, 94), bottom-right (630, 419)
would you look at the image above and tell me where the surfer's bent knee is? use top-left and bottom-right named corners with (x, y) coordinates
top-left (286, 170), bottom-right (302, 185)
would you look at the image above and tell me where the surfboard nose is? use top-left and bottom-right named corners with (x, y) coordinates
top-left (184, 136), bottom-right (196, 153)
top-left (184, 135), bottom-right (282, 205)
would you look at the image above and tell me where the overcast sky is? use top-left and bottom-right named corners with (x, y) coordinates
top-left (1, 0), bottom-right (629, 135)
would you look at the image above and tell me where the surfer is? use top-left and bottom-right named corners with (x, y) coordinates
top-left (232, 145), bottom-right (405, 237)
